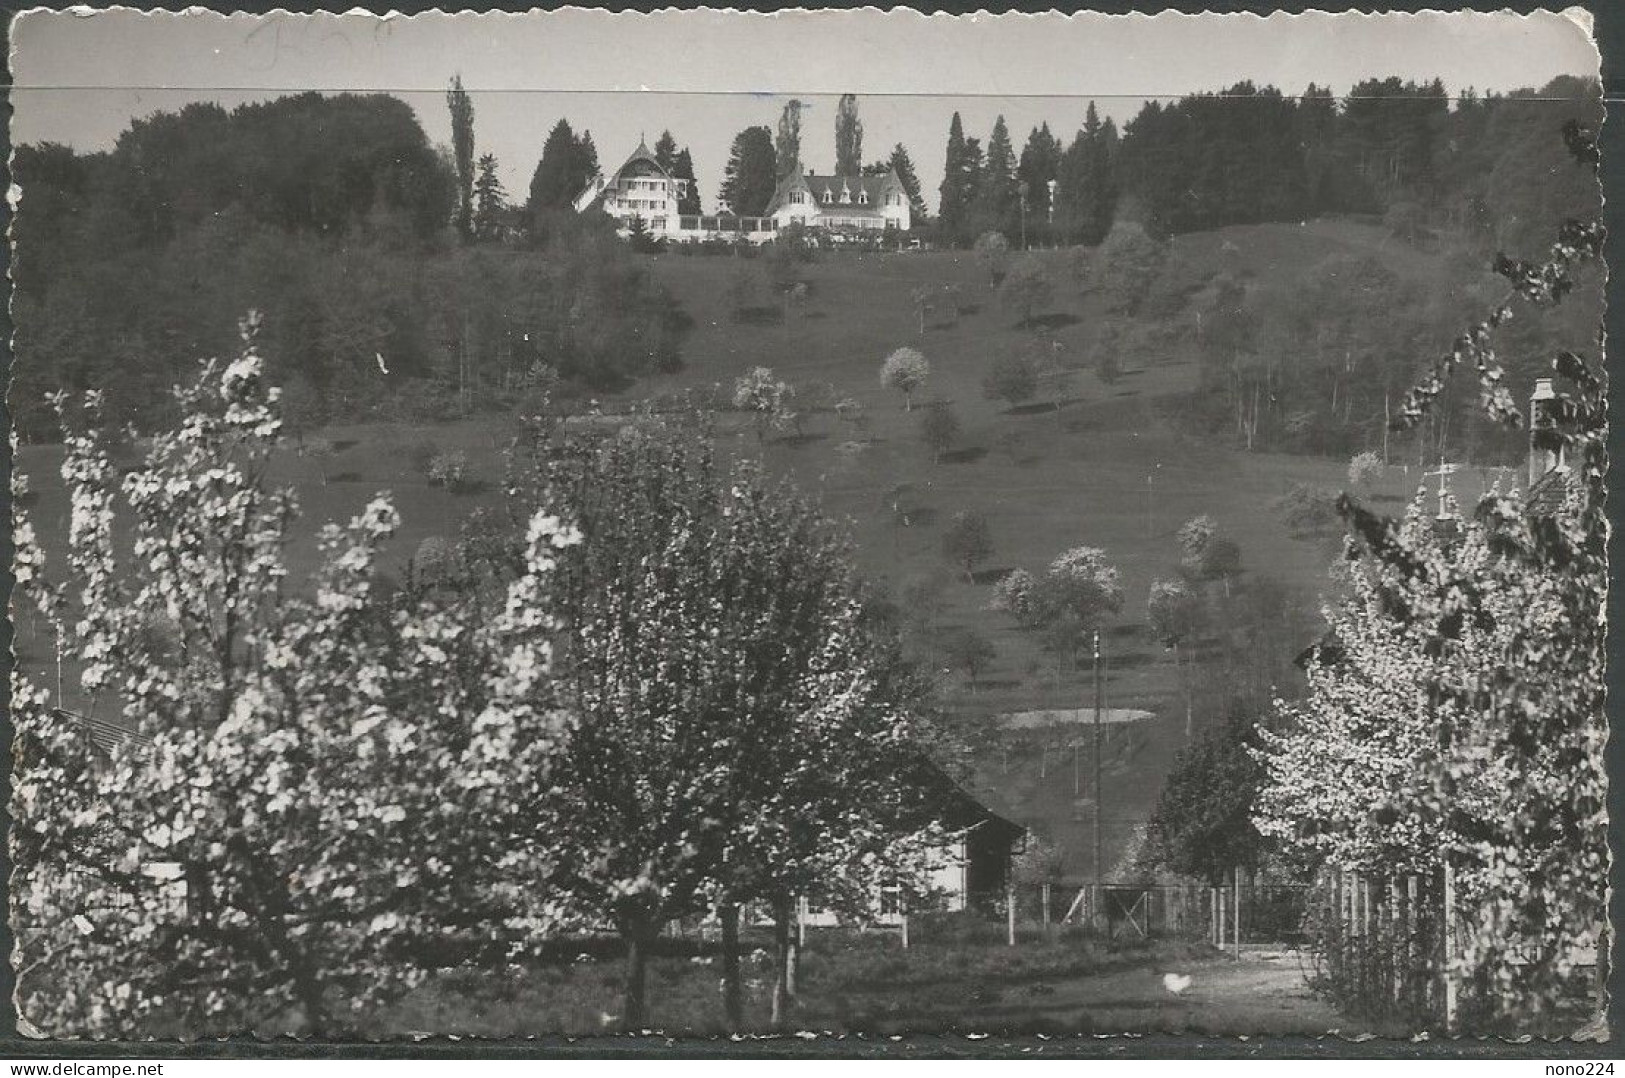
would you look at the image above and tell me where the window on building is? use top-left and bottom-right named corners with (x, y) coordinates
top-left (858, 190), bottom-right (869, 204)
top-left (822, 189), bottom-right (833, 204)
top-left (652, 217), bottom-right (666, 231)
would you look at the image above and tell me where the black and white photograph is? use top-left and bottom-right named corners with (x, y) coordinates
top-left (5, 6), bottom-right (1609, 1043)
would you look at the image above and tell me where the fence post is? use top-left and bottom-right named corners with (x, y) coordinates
top-left (1210, 886), bottom-right (1219, 948)
top-left (1007, 884), bottom-right (1017, 947)
top-left (1442, 859), bottom-right (1458, 1034)
top-left (1233, 866), bottom-right (1242, 959)
top-left (1042, 882), bottom-right (1051, 935)
top-left (1406, 874), bottom-right (1419, 1013)
top-left (900, 909), bottom-right (909, 951)
top-left (1387, 876), bottom-right (1400, 1008)
top-left (797, 895), bottom-right (806, 950)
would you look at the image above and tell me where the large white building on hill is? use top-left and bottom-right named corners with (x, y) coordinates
top-left (763, 164), bottom-right (913, 235)
top-left (574, 143), bottom-right (912, 244)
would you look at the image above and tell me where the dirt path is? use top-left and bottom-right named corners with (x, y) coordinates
top-left (963, 946), bottom-right (1364, 1036)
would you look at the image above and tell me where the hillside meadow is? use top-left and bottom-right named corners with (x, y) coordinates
top-left (13, 219), bottom-right (1523, 876)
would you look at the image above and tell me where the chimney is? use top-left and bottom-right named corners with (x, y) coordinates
top-left (1529, 378), bottom-right (1561, 486)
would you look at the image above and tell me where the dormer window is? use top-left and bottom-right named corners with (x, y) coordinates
top-left (858, 189), bottom-right (870, 205)
top-left (822, 189), bottom-right (833, 204)
top-left (840, 186), bottom-right (851, 204)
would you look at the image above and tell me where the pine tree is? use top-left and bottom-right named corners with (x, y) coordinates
top-left (673, 147), bottom-right (702, 216)
top-left (471, 152), bottom-right (507, 240)
top-left (835, 93), bottom-right (863, 176)
top-left (528, 118), bottom-right (584, 215)
top-left (721, 126), bottom-right (777, 217)
top-left (653, 130), bottom-right (679, 173)
top-left (776, 99), bottom-right (803, 179)
top-left (1017, 122), bottom-right (1062, 226)
top-left (888, 143), bottom-right (927, 221)
top-left (973, 115), bottom-right (1019, 241)
top-left (575, 130), bottom-right (599, 186)
top-left (446, 74), bottom-right (476, 238)
top-left (937, 113), bottom-right (972, 244)
top-left (1056, 101), bottom-right (1119, 245)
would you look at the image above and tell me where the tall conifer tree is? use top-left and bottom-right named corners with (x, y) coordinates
top-left (776, 99), bottom-right (804, 179)
top-left (835, 93), bottom-right (864, 175)
top-left (446, 75), bottom-right (476, 238)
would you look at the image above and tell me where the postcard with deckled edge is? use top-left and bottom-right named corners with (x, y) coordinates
top-left (5, 5), bottom-right (1608, 1045)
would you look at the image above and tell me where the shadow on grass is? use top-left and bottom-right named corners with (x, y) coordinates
top-left (1027, 312), bottom-right (1081, 331)
top-left (941, 446), bottom-right (989, 465)
top-left (776, 432), bottom-right (829, 448)
top-left (332, 438), bottom-right (360, 453)
top-left (329, 471), bottom-right (363, 484)
top-left (970, 566), bottom-right (1016, 586)
top-left (733, 306), bottom-right (784, 326)
top-left (1005, 398), bottom-right (1080, 417)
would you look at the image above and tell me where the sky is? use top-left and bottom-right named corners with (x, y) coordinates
top-left (10, 8), bottom-right (1599, 216)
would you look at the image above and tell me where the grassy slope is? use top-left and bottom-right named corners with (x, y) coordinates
top-left (13, 219), bottom-right (1516, 878)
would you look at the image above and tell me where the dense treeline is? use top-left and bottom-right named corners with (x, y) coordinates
top-left (931, 76), bottom-right (1600, 253)
top-left (12, 93), bottom-right (687, 440)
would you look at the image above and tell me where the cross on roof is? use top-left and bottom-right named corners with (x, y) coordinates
top-left (1424, 456), bottom-right (1463, 518)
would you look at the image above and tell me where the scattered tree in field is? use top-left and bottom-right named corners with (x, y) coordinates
top-left (526, 427), bottom-right (934, 1029)
top-left (911, 285), bottom-right (936, 336)
top-left (733, 366), bottom-right (795, 443)
top-left (1148, 577), bottom-right (1203, 737)
top-left (835, 93), bottom-right (864, 176)
top-left (720, 126), bottom-right (777, 217)
top-left (11, 316), bottom-right (579, 1037)
top-left (1000, 255), bottom-right (1055, 327)
top-left (1274, 482), bottom-right (1342, 537)
top-left (1177, 515), bottom-right (1243, 592)
top-left (991, 568), bottom-right (1044, 630)
top-left (993, 547), bottom-right (1124, 670)
top-left (1095, 221), bottom-right (1167, 317)
top-left (943, 510), bottom-right (994, 581)
top-left (919, 401), bottom-right (961, 464)
top-left (983, 349), bottom-right (1040, 410)
top-left (880, 347), bottom-right (930, 411)
top-left (973, 230), bottom-right (1012, 290)
top-left (940, 626), bottom-right (996, 693)
top-left (775, 99), bottom-right (804, 179)
top-left (1347, 450), bottom-right (1383, 491)
top-left (1145, 708), bottom-right (1266, 886)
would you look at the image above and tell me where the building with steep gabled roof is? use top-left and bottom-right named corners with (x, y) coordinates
top-left (764, 164), bottom-right (912, 235)
top-left (572, 137), bottom-right (692, 236)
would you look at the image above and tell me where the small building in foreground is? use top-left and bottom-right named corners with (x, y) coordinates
top-left (800, 756), bottom-right (1026, 927)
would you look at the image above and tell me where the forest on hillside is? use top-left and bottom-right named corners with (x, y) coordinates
top-left (9, 77), bottom-right (1602, 447)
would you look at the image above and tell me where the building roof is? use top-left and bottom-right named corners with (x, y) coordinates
top-left (1528, 466), bottom-right (1580, 517)
top-left (904, 750), bottom-right (1026, 847)
top-left (611, 138), bottom-right (672, 181)
top-left (53, 708), bottom-right (153, 760)
top-left (765, 166), bottom-right (902, 218)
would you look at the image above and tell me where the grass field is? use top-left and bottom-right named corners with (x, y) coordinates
top-left (12, 218), bottom-right (1523, 877)
top-left (372, 929), bottom-right (1313, 1036)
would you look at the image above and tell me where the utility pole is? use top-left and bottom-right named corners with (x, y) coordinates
top-left (1093, 628), bottom-right (1104, 888)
